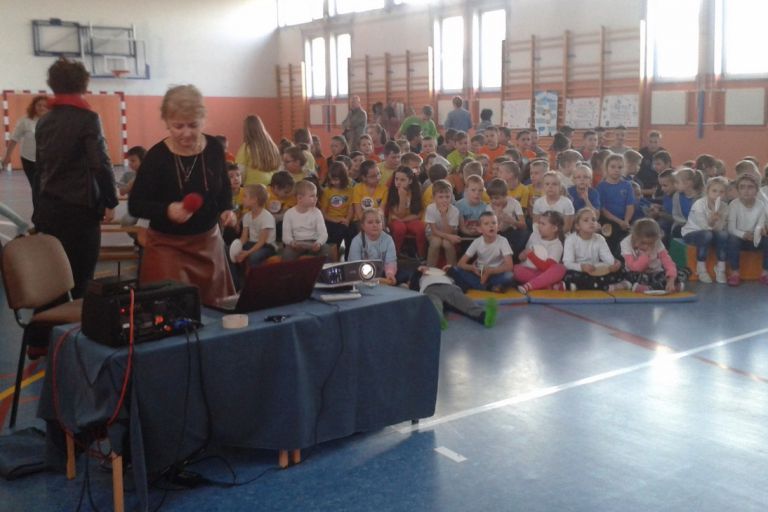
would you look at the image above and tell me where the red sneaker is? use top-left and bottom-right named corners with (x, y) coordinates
top-left (727, 273), bottom-right (741, 287)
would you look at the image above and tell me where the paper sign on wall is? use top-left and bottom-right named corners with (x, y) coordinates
top-left (502, 99), bottom-right (531, 129)
top-left (565, 97), bottom-right (600, 129)
top-left (534, 91), bottom-right (558, 136)
top-left (601, 95), bottom-right (639, 127)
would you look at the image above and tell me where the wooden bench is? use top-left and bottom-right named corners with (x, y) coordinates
top-left (670, 238), bottom-right (763, 281)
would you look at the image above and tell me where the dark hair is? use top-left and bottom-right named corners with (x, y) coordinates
top-left (126, 146), bottom-right (147, 161)
top-left (215, 134), bottom-right (227, 146)
top-left (443, 128), bottom-right (458, 142)
top-left (328, 161), bottom-right (350, 189)
top-left (652, 150), bottom-right (672, 165)
top-left (387, 166), bottom-right (422, 215)
top-left (516, 130), bottom-right (530, 140)
top-left (428, 163), bottom-right (448, 182)
top-left (359, 159), bottom-right (379, 179)
top-left (383, 140), bottom-right (401, 156)
top-left (551, 132), bottom-right (571, 152)
top-left (405, 124), bottom-right (422, 141)
top-left (452, 96), bottom-right (463, 108)
top-left (226, 162), bottom-right (239, 172)
top-left (270, 170), bottom-right (295, 189)
top-left (486, 178), bottom-right (508, 197)
top-left (694, 154), bottom-right (717, 171)
top-left (421, 105), bottom-right (433, 117)
top-left (293, 128), bottom-right (312, 145)
top-left (480, 108), bottom-right (493, 121)
top-left (331, 135), bottom-right (349, 156)
top-left (349, 150), bottom-right (363, 160)
top-left (334, 154), bottom-right (352, 170)
top-left (47, 58), bottom-right (89, 94)
top-left (539, 210), bottom-right (565, 242)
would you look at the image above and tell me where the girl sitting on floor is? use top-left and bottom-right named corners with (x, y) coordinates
top-left (348, 208), bottom-right (397, 284)
top-left (621, 218), bottom-right (687, 293)
top-left (563, 207), bottom-right (626, 291)
top-left (515, 210), bottom-right (567, 294)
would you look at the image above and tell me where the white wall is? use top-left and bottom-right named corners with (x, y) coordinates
top-left (0, 0), bottom-right (280, 97)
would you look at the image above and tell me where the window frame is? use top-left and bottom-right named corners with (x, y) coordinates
top-left (477, 8), bottom-right (506, 91)
top-left (434, 14), bottom-right (465, 93)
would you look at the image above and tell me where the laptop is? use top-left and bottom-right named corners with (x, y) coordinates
top-left (213, 256), bottom-right (326, 313)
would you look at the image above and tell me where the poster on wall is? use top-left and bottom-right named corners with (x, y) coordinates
top-left (534, 91), bottom-right (558, 136)
top-left (502, 99), bottom-right (532, 129)
top-left (565, 97), bottom-right (600, 129)
top-left (601, 95), bottom-right (639, 127)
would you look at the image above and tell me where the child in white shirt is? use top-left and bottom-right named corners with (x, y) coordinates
top-left (563, 207), bottom-right (626, 291)
top-left (448, 211), bottom-right (514, 292)
top-left (726, 172), bottom-right (768, 286)
top-left (681, 176), bottom-right (729, 283)
top-left (281, 180), bottom-right (330, 261)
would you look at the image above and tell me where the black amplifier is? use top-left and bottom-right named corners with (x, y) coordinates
top-left (82, 278), bottom-right (201, 347)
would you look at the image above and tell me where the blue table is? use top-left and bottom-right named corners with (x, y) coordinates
top-left (38, 285), bottom-right (441, 510)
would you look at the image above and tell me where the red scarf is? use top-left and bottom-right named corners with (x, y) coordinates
top-left (48, 94), bottom-right (91, 110)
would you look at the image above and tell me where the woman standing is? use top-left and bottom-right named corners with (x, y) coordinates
top-left (34, 59), bottom-right (117, 298)
top-left (129, 85), bottom-right (237, 305)
top-left (2, 95), bottom-right (49, 206)
top-left (235, 114), bottom-right (281, 186)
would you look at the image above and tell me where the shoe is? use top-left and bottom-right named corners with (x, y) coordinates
top-left (760, 274), bottom-right (768, 286)
top-left (551, 281), bottom-right (566, 291)
top-left (517, 284), bottom-right (529, 295)
top-left (632, 283), bottom-right (649, 293)
top-left (483, 298), bottom-right (498, 328)
top-left (714, 263), bottom-right (727, 284)
top-left (569, 282), bottom-right (578, 292)
top-left (439, 315), bottom-right (449, 331)
top-left (727, 273), bottom-right (741, 287)
top-left (675, 282), bottom-right (685, 293)
top-left (696, 262), bottom-right (712, 283)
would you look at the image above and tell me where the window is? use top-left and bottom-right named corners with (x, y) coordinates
top-left (330, 0), bottom-right (385, 15)
top-left (331, 33), bottom-right (352, 97)
top-left (277, 0), bottom-right (324, 27)
top-left (720, 0), bottom-right (768, 76)
top-left (305, 37), bottom-right (327, 98)
top-left (434, 15), bottom-right (464, 92)
top-left (478, 9), bottom-right (506, 89)
top-left (647, 0), bottom-right (700, 79)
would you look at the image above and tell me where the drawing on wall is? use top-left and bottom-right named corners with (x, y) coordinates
top-left (534, 91), bottom-right (558, 136)
top-left (601, 95), bottom-right (639, 127)
top-left (502, 99), bottom-right (532, 129)
top-left (565, 97), bottom-right (600, 129)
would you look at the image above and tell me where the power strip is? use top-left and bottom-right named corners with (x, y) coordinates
top-left (320, 292), bottom-right (362, 302)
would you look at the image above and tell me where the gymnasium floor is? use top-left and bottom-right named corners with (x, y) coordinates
top-left (1, 170), bottom-right (767, 511)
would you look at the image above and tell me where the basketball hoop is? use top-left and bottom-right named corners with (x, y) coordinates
top-left (111, 69), bottom-right (130, 79)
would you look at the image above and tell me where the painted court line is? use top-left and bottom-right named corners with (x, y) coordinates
top-left (0, 370), bottom-right (45, 402)
top-left (434, 446), bottom-right (467, 463)
top-left (395, 327), bottom-right (768, 435)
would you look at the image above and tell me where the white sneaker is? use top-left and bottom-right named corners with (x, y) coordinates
top-left (714, 263), bottom-right (727, 284)
top-left (696, 262), bottom-right (712, 283)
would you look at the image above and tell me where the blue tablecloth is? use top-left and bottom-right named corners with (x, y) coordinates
top-left (37, 285), bottom-right (441, 510)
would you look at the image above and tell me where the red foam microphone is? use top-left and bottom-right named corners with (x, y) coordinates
top-left (182, 193), bottom-right (204, 213)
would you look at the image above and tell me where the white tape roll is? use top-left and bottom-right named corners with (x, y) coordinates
top-left (222, 314), bottom-right (248, 329)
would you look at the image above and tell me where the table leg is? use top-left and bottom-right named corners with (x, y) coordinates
top-left (111, 454), bottom-right (124, 512)
top-left (291, 449), bottom-right (301, 464)
top-left (66, 434), bottom-right (76, 480)
top-left (278, 450), bottom-right (289, 468)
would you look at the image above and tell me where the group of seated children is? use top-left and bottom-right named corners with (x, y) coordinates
top-left (220, 125), bottom-right (767, 300)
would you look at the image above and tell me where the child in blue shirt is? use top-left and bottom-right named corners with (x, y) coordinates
top-left (596, 154), bottom-right (636, 256)
top-left (456, 174), bottom-right (488, 238)
top-left (568, 164), bottom-right (601, 212)
top-left (670, 168), bottom-right (704, 238)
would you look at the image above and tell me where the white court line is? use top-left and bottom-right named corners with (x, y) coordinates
top-left (434, 446), bottom-right (467, 463)
top-left (396, 326), bottom-right (768, 435)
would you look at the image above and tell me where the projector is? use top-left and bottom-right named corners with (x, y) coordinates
top-left (316, 260), bottom-right (384, 287)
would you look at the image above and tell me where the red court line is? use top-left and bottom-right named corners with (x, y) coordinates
top-left (0, 360), bottom-right (42, 430)
top-left (546, 305), bottom-right (768, 384)
top-left (545, 305), bottom-right (675, 353)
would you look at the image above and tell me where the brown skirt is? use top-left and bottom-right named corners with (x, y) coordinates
top-left (141, 225), bottom-right (235, 306)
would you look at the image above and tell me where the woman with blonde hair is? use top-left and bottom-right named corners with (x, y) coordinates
top-left (129, 84), bottom-right (237, 305)
top-left (235, 114), bottom-right (281, 186)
